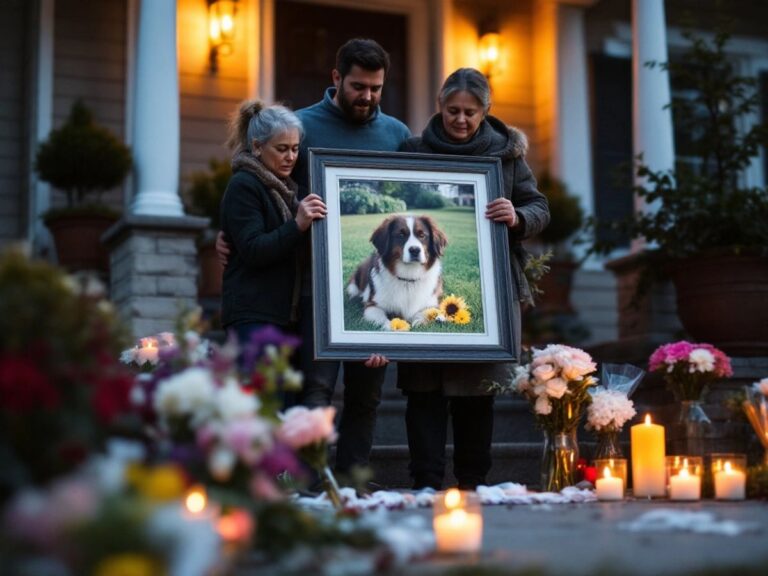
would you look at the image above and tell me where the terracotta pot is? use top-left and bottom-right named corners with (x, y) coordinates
top-left (198, 237), bottom-right (223, 298)
top-left (537, 258), bottom-right (578, 314)
top-left (46, 212), bottom-right (118, 273)
top-left (670, 253), bottom-right (768, 355)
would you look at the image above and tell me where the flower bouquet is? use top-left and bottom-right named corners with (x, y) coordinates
top-left (497, 344), bottom-right (598, 491)
top-left (585, 364), bottom-right (642, 460)
top-left (649, 341), bottom-right (732, 455)
top-left (743, 378), bottom-right (768, 467)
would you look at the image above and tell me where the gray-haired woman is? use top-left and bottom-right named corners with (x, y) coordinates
top-left (397, 68), bottom-right (550, 490)
top-left (220, 99), bottom-right (327, 347)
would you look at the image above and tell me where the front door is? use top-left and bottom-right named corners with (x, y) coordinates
top-left (274, 0), bottom-right (408, 122)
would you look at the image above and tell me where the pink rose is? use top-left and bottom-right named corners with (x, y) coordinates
top-left (532, 363), bottom-right (557, 382)
top-left (545, 377), bottom-right (568, 399)
top-left (277, 406), bottom-right (338, 449)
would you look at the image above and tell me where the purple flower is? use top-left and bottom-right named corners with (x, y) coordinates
top-left (260, 442), bottom-right (303, 477)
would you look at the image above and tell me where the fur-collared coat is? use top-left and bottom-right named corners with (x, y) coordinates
top-left (398, 114), bottom-right (550, 395)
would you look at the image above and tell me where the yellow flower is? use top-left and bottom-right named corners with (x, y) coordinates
top-left (132, 464), bottom-right (187, 502)
top-left (453, 308), bottom-right (471, 324)
top-left (439, 295), bottom-right (468, 320)
top-left (92, 553), bottom-right (164, 576)
top-left (423, 308), bottom-right (442, 323)
top-left (390, 318), bottom-right (411, 331)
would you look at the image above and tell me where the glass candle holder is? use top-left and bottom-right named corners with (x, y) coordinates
top-left (711, 453), bottom-right (747, 500)
top-left (594, 458), bottom-right (626, 501)
top-left (433, 489), bottom-right (483, 554)
top-left (666, 455), bottom-right (703, 501)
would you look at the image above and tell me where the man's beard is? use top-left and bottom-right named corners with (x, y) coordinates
top-left (337, 88), bottom-right (376, 123)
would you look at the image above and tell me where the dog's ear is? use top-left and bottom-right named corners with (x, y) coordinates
top-left (423, 216), bottom-right (448, 257)
top-left (370, 217), bottom-right (393, 257)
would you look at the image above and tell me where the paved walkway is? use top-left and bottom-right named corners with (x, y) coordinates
top-left (399, 499), bottom-right (768, 575)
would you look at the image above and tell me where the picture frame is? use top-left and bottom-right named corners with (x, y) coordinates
top-left (310, 148), bottom-right (519, 362)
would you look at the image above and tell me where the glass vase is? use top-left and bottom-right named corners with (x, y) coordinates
top-left (670, 400), bottom-right (711, 457)
top-left (593, 429), bottom-right (624, 460)
top-left (541, 429), bottom-right (579, 492)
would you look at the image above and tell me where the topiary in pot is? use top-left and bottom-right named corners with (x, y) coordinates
top-left (35, 100), bottom-right (132, 272)
top-left (185, 158), bottom-right (232, 299)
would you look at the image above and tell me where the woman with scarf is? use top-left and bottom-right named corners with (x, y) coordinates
top-left (220, 100), bottom-right (326, 348)
top-left (397, 68), bottom-right (550, 490)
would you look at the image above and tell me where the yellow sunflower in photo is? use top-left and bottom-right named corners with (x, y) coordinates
top-left (390, 318), bottom-right (411, 331)
top-left (439, 294), bottom-right (468, 320)
top-left (453, 308), bottom-right (471, 324)
top-left (423, 307), bottom-right (444, 323)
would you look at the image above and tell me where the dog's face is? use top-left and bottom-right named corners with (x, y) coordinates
top-left (370, 215), bottom-right (448, 269)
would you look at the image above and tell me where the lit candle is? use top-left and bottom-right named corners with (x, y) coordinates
top-left (669, 465), bottom-right (701, 501)
top-left (596, 467), bottom-right (624, 501)
top-left (631, 414), bottom-right (666, 497)
top-left (216, 508), bottom-right (253, 546)
top-left (433, 489), bottom-right (483, 554)
top-left (714, 461), bottom-right (746, 500)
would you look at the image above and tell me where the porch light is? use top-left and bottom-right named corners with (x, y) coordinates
top-left (478, 20), bottom-right (502, 80)
top-left (208, 0), bottom-right (238, 72)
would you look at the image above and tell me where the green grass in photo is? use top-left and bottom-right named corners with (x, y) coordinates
top-left (339, 207), bottom-right (485, 333)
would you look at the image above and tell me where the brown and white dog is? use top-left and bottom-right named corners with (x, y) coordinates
top-left (346, 215), bottom-right (448, 330)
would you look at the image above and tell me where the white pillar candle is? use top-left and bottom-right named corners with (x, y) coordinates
top-left (669, 468), bottom-right (701, 501)
top-left (714, 462), bottom-right (746, 501)
top-left (596, 467), bottom-right (624, 501)
top-left (631, 414), bottom-right (666, 497)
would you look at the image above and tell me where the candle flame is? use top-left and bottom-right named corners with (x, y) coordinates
top-left (185, 485), bottom-right (207, 514)
top-left (448, 508), bottom-right (468, 527)
top-left (603, 466), bottom-right (612, 479)
top-left (445, 488), bottom-right (461, 509)
top-left (724, 461), bottom-right (732, 473)
top-left (644, 414), bottom-right (652, 425)
top-left (679, 468), bottom-right (690, 478)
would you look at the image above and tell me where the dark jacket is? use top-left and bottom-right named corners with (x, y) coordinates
top-left (398, 114), bottom-right (550, 395)
top-left (220, 170), bottom-right (303, 329)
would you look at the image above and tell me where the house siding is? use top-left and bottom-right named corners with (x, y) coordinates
top-left (52, 0), bottom-right (127, 211)
top-left (0, 0), bottom-right (30, 247)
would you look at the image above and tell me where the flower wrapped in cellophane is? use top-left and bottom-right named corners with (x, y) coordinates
top-left (743, 378), bottom-right (768, 466)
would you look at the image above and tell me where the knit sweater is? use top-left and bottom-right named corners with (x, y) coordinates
top-left (292, 87), bottom-right (411, 195)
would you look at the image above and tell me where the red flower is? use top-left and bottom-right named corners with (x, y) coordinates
top-left (244, 372), bottom-right (266, 394)
top-left (0, 355), bottom-right (60, 412)
top-left (91, 370), bottom-right (134, 425)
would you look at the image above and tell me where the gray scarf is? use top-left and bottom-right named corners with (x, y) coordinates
top-left (231, 151), bottom-right (299, 222)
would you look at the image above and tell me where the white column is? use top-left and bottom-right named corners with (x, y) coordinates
top-left (556, 4), bottom-right (593, 255)
top-left (130, 0), bottom-right (184, 216)
top-left (632, 0), bottom-right (675, 222)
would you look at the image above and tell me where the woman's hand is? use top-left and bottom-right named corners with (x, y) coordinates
top-left (364, 353), bottom-right (389, 368)
top-left (296, 194), bottom-right (327, 231)
top-left (485, 197), bottom-right (518, 229)
top-left (215, 231), bottom-right (231, 267)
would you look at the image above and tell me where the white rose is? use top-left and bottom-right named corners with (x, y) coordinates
top-left (532, 363), bottom-right (557, 382)
top-left (688, 348), bottom-right (715, 373)
top-left (208, 446), bottom-right (236, 481)
top-left (758, 378), bottom-right (768, 396)
top-left (534, 395), bottom-right (552, 415)
top-left (216, 381), bottom-right (259, 421)
top-left (545, 377), bottom-right (568, 399)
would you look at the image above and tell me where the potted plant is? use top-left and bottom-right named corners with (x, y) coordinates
top-left (35, 100), bottom-right (132, 273)
top-left (185, 158), bottom-right (231, 299)
top-left (591, 29), bottom-right (768, 354)
top-left (535, 172), bottom-right (584, 314)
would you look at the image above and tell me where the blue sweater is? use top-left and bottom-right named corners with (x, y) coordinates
top-left (293, 87), bottom-right (411, 196)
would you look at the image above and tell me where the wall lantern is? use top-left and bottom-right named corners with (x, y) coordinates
top-left (208, 0), bottom-right (238, 72)
top-left (478, 20), bottom-right (502, 80)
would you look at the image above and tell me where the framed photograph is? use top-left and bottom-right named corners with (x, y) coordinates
top-left (310, 149), bottom-right (519, 362)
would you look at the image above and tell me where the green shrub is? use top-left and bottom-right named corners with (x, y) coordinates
top-left (185, 158), bottom-right (232, 229)
top-left (413, 190), bottom-right (449, 209)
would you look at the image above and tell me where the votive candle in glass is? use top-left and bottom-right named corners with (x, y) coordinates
top-left (595, 464), bottom-right (624, 501)
top-left (433, 488), bottom-right (483, 554)
top-left (711, 453), bottom-right (747, 501)
top-left (666, 456), bottom-right (703, 501)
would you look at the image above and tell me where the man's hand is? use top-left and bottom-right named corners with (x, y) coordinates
top-left (215, 231), bottom-right (231, 267)
top-left (364, 353), bottom-right (389, 368)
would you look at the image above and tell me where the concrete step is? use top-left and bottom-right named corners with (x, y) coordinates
top-left (368, 442), bottom-right (543, 490)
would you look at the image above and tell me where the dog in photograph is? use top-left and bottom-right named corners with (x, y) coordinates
top-left (347, 214), bottom-right (448, 330)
